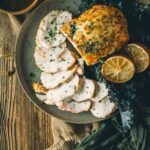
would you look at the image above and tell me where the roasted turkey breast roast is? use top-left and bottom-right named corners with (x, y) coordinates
top-left (61, 5), bottom-right (129, 65)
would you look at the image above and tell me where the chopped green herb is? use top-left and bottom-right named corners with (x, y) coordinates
top-left (61, 58), bottom-right (66, 61)
top-left (54, 26), bottom-right (57, 31)
top-left (48, 29), bottom-right (56, 38)
top-left (78, 44), bottom-right (84, 49)
top-left (49, 59), bottom-right (54, 62)
top-left (51, 20), bottom-right (55, 24)
top-left (90, 21), bottom-right (94, 26)
top-left (88, 21), bottom-right (95, 28)
top-left (84, 40), bottom-right (99, 53)
top-left (86, 32), bottom-right (91, 34)
top-left (44, 36), bottom-right (49, 40)
top-left (29, 72), bottom-right (36, 78)
top-left (70, 21), bottom-right (77, 38)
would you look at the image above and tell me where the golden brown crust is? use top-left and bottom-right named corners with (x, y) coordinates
top-left (32, 82), bottom-right (48, 94)
top-left (61, 5), bottom-right (129, 65)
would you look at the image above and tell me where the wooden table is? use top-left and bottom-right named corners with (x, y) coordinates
top-left (0, 53), bottom-right (53, 150)
top-left (0, 3), bottom-right (53, 150)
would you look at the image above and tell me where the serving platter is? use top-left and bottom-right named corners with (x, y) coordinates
top-left (15, 0), bottom-right (116, 123)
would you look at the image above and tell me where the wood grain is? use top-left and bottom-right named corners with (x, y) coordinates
top-left (0, 41), bottom-right (53, 150)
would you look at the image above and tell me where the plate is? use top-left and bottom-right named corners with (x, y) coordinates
top-left (15, 0), bottom-right (116, 124)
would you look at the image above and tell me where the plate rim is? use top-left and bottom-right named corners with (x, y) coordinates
top-left (15, 0), bottom-right (117, 124)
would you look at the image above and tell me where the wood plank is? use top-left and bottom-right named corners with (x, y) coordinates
top-left (0, 42), bottom-right (53, 150)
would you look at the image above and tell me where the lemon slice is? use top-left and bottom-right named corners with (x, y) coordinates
top-left (101, 56), bottom-right (135, 83)
top-left (124, 43), bottom-right (150, 73)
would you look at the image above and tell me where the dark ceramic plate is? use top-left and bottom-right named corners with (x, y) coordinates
top-left (15, 0), bottom-right (116, 124)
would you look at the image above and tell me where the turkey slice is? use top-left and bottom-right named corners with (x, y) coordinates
top-left (57, 99), bottom-right (91, 113)
top-left (90, 96), bottom-right (116, 118)
top-left (43, 48), bottom-right (76, 73)
top-left (45, 74), bottom-right (80, 105)
top-left (36, 10), bottom-right (62, 49)
top-left (36, 10), bottom-right (72, 49)
top-left (39, 10), bottom-right (61, 30)
top-left (40, 70), bottom-right (74, 89)
top-left (35, 93), bottom-right (47, 102)
top-left (45, 43), bottom-right (66, 62)
top-left (91, 82), bottom-right (109, 102)
top-left (76, 64), bottom-right (84, 75)
top-left (76, 58), bottom-right (84, 75)
top-left (56, 11), bottom-right (72, 29)
top-left (78, 58), bottom-right (84, 71)
top-left (34, 49), bottom-right (47, 71)
top-left (34, 43), bottom-right (66, 71)
top-left (34, 47), bottom-right (76, 73)
top-left (72, 78), bottom-right (95, 101)
top-left (71, 64), bottom-right (84, 76)
top-left (51, 11), bottom-right (72, 47)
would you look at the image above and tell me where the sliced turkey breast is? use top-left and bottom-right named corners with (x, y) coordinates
top-left (56, 11), bottom-right (72, 29)
top-left (91, 82), bottom-right (109, 102)
top-left (45, 74), bottom-right (80, 105)
top-left (72, 78), bottom-right (95, 101)
top-left (78, 58), bottom-right (84, 70)
top-left (76, 58), bottom-right (84, 75)
top-left (71, 64), bottom-right (84, 76)
top-left (35, 93), bottom-right (47, 102)
top-left (45, 43), bottom-right (66, 62)
top-left (90, 96), bottom-right (116, 118)
top-left (76, 64), bottom-right (84, 75)
top-left (36, 10), bottom-right (72, 49)
top-left (34, 46), bottom-right (76, 73)
top-left (40, 70), bottom-right (74, 89)
top-left (57, 99), bottom-right (91, 113)
top-left (36, 10), bottom-right (62, 49)
top-left (34, 43), bottom-right (66, 71)
top-left (39, 10), bottom-right (61, 30)
top-left (34, 48), bottom-right (47, 71)
top-left (42, 49), bottom-right (76, 73)
top-left (68, 58), bottom-right (84, 76)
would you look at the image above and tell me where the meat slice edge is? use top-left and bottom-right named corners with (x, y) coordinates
top-left (45, 74), bottom-right (80, 105)
top-left (57, 99), bottom-right (91, 113)
top-left (72, 78), bottom-right (95, 101)
top-left (90, 96), bottom-right (116, 118)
